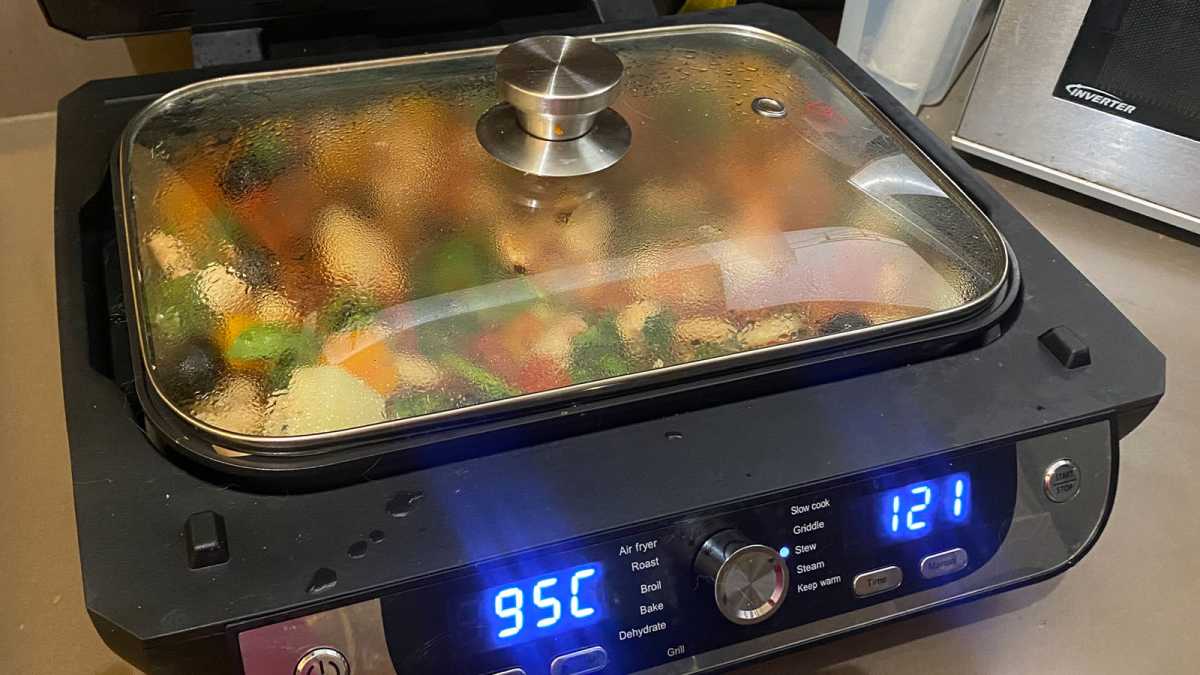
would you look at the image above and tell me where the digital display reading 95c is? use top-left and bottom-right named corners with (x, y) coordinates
top-left (877, 472), bottom-right (971, 541)
top-left (482, 563), bottom-right (605, 647)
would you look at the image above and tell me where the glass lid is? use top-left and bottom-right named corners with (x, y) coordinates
top-left (118, 24), bottom-right (1008, 448)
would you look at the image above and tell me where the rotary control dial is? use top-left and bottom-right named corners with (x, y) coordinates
top-left (694, 530), bottom-right (789, 625)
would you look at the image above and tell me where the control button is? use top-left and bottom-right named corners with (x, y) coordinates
top-left (490, 669), bottom-right (527, 675)
top-left (920, 548), bottom-right (969, 579)
top-left (550, 646), bottom-right (608, 675)
top-left (694, 530), bottom-right (789, 625)
top-left (295, 647), bottom-right (349, 675)
top-left (852, 566), bottom-right (903, 598)
top-left (1044, 459), bottom-right (1081, 503)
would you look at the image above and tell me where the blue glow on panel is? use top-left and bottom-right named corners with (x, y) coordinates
top-left (879, 472), bottom-right (972, 541)
top-left (482, 563), bottom-right (604, 647)
top-left (779, 546), bottom-right (790, 558)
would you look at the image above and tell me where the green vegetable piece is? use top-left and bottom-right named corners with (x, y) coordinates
top-left (386, 393), bottom-right (455, 420)
top-left (227, 323), bottom-right (319, 365)
top-left (691, 341), bottom-right (739, 361)
top-left (319, 293), bottom-right (382, 333)
top-left (226, 323), bottom-right (319, 393)
top-left (438, 353), bottom-right (518, 400)
top-left (641, 310), bottom-right (677, 363)
top-left (264, 357), bottom-right (298, 393)
top-left (143, 273), bottom-right (214, 344)
top-left (219, 129), bottom-right (293, 200)
top-left (569, 316), bottom-right (634, 383)
top-left (246, 131), bottom-right (291, 172)
top-left (414, 238), bottom-right (501, 298)
top-left (209, 211), bottom-right (244, 247)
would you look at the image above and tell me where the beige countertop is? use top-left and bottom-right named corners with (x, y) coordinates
top-left (0, 74), bottom-right (1196, 674)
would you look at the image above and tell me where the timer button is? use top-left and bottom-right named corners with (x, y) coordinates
top-left (852, 566), bottom-right (903, 598)
top-left (695, 530), bottom-right (789, 625)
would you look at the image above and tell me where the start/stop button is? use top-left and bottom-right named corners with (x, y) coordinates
top-left (1044, 459), bottom-right (1081, 503)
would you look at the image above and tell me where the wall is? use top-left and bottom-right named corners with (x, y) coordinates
top-left (1, 2), bottom-right (190, 117)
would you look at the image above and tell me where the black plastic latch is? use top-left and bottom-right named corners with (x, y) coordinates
top-left (185, 511), bottom-right (230, 569)
top-left (1039, 326), bottom-right (1091, 369)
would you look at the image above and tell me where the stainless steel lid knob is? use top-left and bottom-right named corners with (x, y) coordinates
top-left (478, 35), bottom-right (631, 177)
top-left (496, 35), bottom-right (624, 141)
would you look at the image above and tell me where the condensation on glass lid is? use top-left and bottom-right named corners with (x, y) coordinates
top-left (118, 24), bottom-right (1008, 447)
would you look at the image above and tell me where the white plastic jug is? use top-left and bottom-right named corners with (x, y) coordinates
top-left (838, 0), bottom-right (999, 112)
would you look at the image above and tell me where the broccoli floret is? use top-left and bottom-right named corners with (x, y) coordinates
top-left (569, 316), bottom-right (634, 383)
top-left (318, 293), bottom-right (382, 333)
top-left (641, 310), bottom-right (676, 363)
top-left (143, 273), bottom-right (214, 344)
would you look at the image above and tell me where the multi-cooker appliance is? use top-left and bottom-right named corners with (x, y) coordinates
top-left (47, 2), bottom-right (1163, 673)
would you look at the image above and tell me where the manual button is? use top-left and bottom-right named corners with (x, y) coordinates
top-left (852, 566), bottom-right (902, 597)
top-left (550, 646), bottom-right (608, 675)
top-left (920, 548), bottom-right (969, 579)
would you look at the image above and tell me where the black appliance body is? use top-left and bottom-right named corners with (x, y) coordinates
top-left (52, 4), bottom-right (1163, 674)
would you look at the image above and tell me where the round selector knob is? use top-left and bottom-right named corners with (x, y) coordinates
top-left (495, 35), bottom-right (624, 141)
top-left (694, 530), bottom-right (790, 625)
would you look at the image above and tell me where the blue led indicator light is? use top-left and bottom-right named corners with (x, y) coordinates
top-left (779, 546), bottom-right (790, 558)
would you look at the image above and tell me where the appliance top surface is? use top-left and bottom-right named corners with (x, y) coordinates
top-left (53, 5), bottom-right (1162, 643)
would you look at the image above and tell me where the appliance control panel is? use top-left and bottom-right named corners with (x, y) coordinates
top-left (238, 421), bottom-right (1115, 675)
top-left (377, 445), bottom-right (1014, 674)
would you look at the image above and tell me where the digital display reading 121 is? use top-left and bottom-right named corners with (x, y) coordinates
top-left (482, 563), bottom-right (605, 648)
top-left (877, 472), bottom-right (971, 542)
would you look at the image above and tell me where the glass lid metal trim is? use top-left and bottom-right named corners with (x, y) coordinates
top-left (115, 23), bottom-right (1011, 454)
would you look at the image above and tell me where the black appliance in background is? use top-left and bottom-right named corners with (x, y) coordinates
top-left (38, 0), bottom-right (846, 64)
top-left (46, 2), bottom-right (1162, 675)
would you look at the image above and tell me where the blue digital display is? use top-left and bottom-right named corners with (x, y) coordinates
top-left (878, 472), bottom-right (971, 541)
top-left (482, 563), bottom-right (605, 647)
